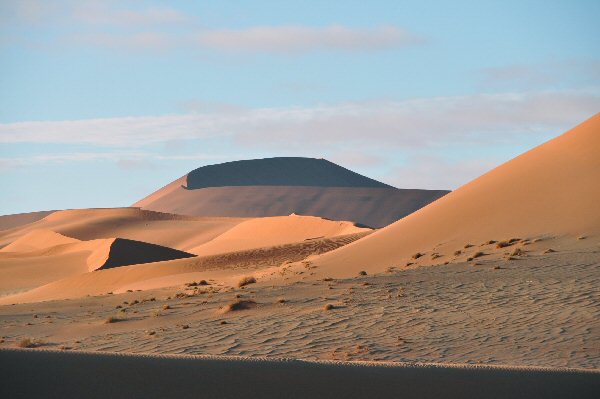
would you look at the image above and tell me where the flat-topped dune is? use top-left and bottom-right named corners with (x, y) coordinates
top-left (134, 157), bottom-right (448, 228)
top-left (1, 349), bottom-right (598, 399)
top-left (311, 113), bottom-right (600, 276)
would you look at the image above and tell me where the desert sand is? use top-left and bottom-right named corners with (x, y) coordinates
top-left (1, 115), bottom-right (599, 398)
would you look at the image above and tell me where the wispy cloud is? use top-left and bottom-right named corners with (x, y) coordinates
top-left (194, 25), bottom-right (422, 53)
top-left (2, 91), bottom-right (598, 148)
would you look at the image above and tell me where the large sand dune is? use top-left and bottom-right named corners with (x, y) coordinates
top-left (310, 113), bottom-right (600, 276)
top-left (0, 210), bottom-right (55, 231)
top-left (134, 157), bottom-right (448, 228)
top-left (1, 349), bottom-right (597, 399)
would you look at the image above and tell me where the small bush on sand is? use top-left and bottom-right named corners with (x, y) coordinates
top-left (238, 276), bottom-right (256, 287)
top-left (323, 277), bottom-right (334, 281)
top-left (412, 253), bottom-right (423, 259)
top-left (508, 238), bottom-right (521, 244)
top-left (496, 241), bottom-right (510, 249)
top-left (16, 338), bottom-right (38, 348)
top-left (223, 300), bottom-right (257, 312)
top-left (464, 244), bottom-right (474, 249)
top-left (454, 250), bottom-right (462, 256)
top-left (277, 298), bottom-right (286, 304)
top-left (358, 271), bottom-right (367, 276)
top-left (163, 304), bottom-right (171, 310)
top-left (510, 248), bottom-right (524, 256)
top-left (104, 316), bottom-right (121, 324)
top-left (323, 304), bottom-right (334, 311)
top-left (472, 251), bottom-right (485, 259)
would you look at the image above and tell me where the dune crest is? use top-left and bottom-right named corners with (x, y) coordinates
top-left (0, 229), bottom-right (79, 253)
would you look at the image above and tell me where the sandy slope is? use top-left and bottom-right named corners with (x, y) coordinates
top-left (1, 349), bottom-right (598, 399)
top-left (0, 229), bottom-right (79, 253)
top-left (189, 214), bottom-right (370, 256)
top-left (310, 113), bottom-right (600, 276)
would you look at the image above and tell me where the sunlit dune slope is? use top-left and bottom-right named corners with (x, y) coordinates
top-left (312, 113), bottom-right (600, 276)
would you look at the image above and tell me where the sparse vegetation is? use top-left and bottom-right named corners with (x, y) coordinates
top-left (223, 299), bottom-right (257, 312)
top-left (454, 250), bottom-right (462, 256)
top-left (358, 271), bottom-right (367, 276)
top-left (510, 248), bottom-right (524, 256)
top-left (238, 276), bottom-right (256, 287)
top-left (277, 298), bottom-right (286, 303)
top-left (472, 251), bottom-right (485, 258)
top-left (496, 241), bottom-right (511, 249)
top-left (464, 244), bottom-right (474, 248)
top-left (509, 238), bottom-right (521, 243)
top-left (323, 304), bottom-right (334, 311)
top-left (162, 304), bottom-right (171, 310)
top-left (104, 316), bottom-right (122, 324)
top-left (412, 252), bottom-right (423, 259)
top-left (323, 277), bottom-right (334, 281)
top-left (16, 338), bottom-right (39, 348)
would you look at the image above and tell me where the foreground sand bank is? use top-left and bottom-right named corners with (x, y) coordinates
top-left (1, 349), bottom-right (598, 399)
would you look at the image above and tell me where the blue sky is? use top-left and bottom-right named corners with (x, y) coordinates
top-left (1, 0), bottom-right (599, 214)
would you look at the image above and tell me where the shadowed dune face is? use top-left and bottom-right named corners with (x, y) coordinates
top-left (133, 157), bottom-right (448, 228)
top-left (91, 238), bottom-right (196, 271)
top-left (311, 113), bottom-right (600, 276)
top-left (184, 157), bottom-right (393, 188)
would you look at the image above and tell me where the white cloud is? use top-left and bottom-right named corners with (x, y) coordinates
top-left (2, 90), bottom-right (597, 148)
top-left (195, 25), bottom-right (422, 53)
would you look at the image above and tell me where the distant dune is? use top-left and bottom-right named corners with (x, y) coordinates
top-left (0, 210), bottom-right (55, 231)
top-left (312, 113), bottom-right (600, 276)
top-left (134, 157), bottom-right (448, 228)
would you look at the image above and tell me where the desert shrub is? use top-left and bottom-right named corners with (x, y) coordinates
top-left (412, 253), bottom-right (423, 259)
top-left (104, 316), bottom-right (121, 324)
top-left (358, 271), bottom-right (367, 276)
top-left (323, 304), bottom-right (334, 311)
top-left (238, 276), bottom-right (256, 287)
top-left (496, 241), bottom-right (510, 249)
top-left (472, 251), bottom-right (485, 258)
top-left (163, 304), bottom-right (171, 310)
top-left (223, 300), bottom-right (256, 312)
top-left (454, 250), bottom-right (462, 256)
top-left (16, 338), bottom-right (38, 348)
top-left (464, 244), bottom-right (474, 248)
top-left (510, 248), bottom-right (523, 256)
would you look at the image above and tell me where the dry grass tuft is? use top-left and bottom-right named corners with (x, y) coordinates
top-left (223, 299), bottom-right (257, 313)
top-left (508, 238), bottom-right (521, 243)
top-left (510, 248), bottom-right (524, 256)
top-left (464, 244), bottom-right (474, 248)
top-left (238, 276), bottom-right (256, 287)
top-left (496, 241), bottom-right (511, 249)
top-left (454, 250), bottom-right (462, 256)
top-left (16, 338), bottom-right (39, 348)
top-left (162, 304), bottom-right (171, 310)
top-left (412, 252), bottom-right (423, 259)
top-left (323, 304), bottom-right (335, 311)
top-left (104, 316), bottom-right (122, 324)
top-left (472, 251), bottom-right (485, 258)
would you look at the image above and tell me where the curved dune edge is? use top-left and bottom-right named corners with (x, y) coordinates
top-left (0, 229), bottom-right (79, 253)
top-left (0, 232), bottom-right (368, 304)
top-left (310, 113), bottom-right (600, 276)
top-left (0, 349), bottom-right (598, 399)
top-left (0, 207), bottom-right (247, 252)
top-left (190, 215), bottom-right (371, 256)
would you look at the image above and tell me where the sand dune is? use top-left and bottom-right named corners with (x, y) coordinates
top-left (1, 349), bottom-right (598, 399)
top-left (0, 210), bottom-right (55, 231)
top-left (134, 157), bottom-right (448, 228)
top-left (0, 207), bottom-right (246, 252)
top-left (309, 113), bottom-right (600, 276)
top-left (190, 214), bottom-right (370, 255)
top-left (0, 232), bottom-right (368, 303)
top-left (0, 229), bottom-right (79, 253)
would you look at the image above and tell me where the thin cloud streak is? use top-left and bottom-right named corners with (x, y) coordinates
top-left (2, 91), bottom-right (598, 148)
